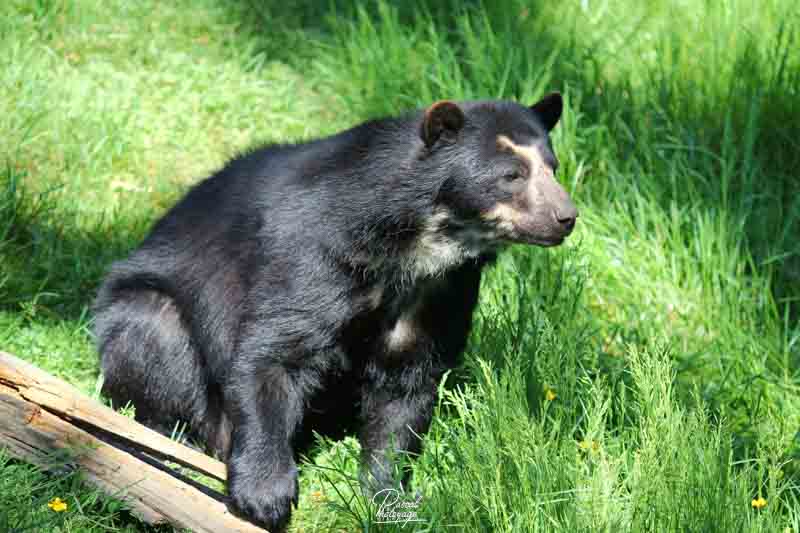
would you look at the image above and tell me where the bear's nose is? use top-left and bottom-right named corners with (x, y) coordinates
top-left (553, 202), bottom-right (578, 233)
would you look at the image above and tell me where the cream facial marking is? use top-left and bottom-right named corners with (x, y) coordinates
top-left (484, 135), bottom-right (559, 230)
top-left (482, 204), bottom-right (520, 234)
top-left (496, 134), bottom-right (554, 185)
top-left (404, 207), bottom-right (482, 280)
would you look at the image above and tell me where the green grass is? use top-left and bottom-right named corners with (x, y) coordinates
top-left (1, 0), bottom-right (799, 531)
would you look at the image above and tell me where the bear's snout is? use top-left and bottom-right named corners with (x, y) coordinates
top-left (552, 198), bottom-right (578, 235)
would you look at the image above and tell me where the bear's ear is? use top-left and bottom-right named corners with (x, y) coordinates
top-left (421, 100), bottom-right (465, 148)
top-left (530, 92), bottom-right (563, 131)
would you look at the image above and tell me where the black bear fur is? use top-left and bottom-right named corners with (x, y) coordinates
top-left (93, 94), bottom-right (577, 530)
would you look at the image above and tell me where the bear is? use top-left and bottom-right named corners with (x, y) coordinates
top-left (93, 92), bottom-right (577, 531)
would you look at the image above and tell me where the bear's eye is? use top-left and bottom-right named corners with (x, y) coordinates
top-left (502, 172), bottom-right (522, 183)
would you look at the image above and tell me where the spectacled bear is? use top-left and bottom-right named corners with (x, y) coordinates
top-left (93, 93), bottom-right (577, 531)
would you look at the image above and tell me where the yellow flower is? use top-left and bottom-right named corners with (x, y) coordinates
top-left (48, 497), bottom-right (68, 512)
top-left (545, 388), bottom-right (557, 401)
top-left (311, 490), bottom-right (325, 503)
top-left (751, 497), bottom-right (767, 509)
top-left (578, 440), bottom-right (600, 452)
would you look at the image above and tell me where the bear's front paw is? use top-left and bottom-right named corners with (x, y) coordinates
top-left (227, 471), bottom-right (298, 532)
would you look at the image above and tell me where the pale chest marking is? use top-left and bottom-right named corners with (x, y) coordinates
top-left (384, 285), bottom-right (430, 355)
top-left (386, 315), bottom-right (418, 353)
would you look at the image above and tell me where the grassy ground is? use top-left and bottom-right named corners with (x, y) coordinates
top-left (1, 0), bottom-right (799, 531)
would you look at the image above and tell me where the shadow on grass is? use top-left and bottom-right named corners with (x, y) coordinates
top-left (0, 166), bottom-right (156, 322)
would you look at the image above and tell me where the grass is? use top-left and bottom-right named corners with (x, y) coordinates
top-left (1, 0), bottom-right (798, 530)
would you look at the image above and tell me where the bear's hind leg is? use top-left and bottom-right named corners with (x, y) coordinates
top-left (95, 290), bottom-right (230, 457)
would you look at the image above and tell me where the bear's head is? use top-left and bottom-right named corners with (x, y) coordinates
top-left (418, 93), bottom-right (577, 250)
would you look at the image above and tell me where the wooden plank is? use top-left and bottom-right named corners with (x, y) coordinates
top-left (0, 351), bottom-right (226, 482)
top-left (0, 352), bottom-right (266, 532)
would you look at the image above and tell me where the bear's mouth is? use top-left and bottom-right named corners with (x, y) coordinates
top-left (439, 215), bottom-right (567, 250)
top-left (504, 234), bottom-right (565, 247)
top-left (531, 236), bottom-right (565, 247)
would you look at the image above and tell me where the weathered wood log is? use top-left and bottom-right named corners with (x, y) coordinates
top-left (0, 351), bottom-right (265, 533)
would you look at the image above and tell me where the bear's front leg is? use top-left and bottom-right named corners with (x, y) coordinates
top-left (358, 361), bottom-right (438, 493)
top-left (226, 359), bottom-right (306, 532)
top-left (358, 263), bottom-right (483, 494)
